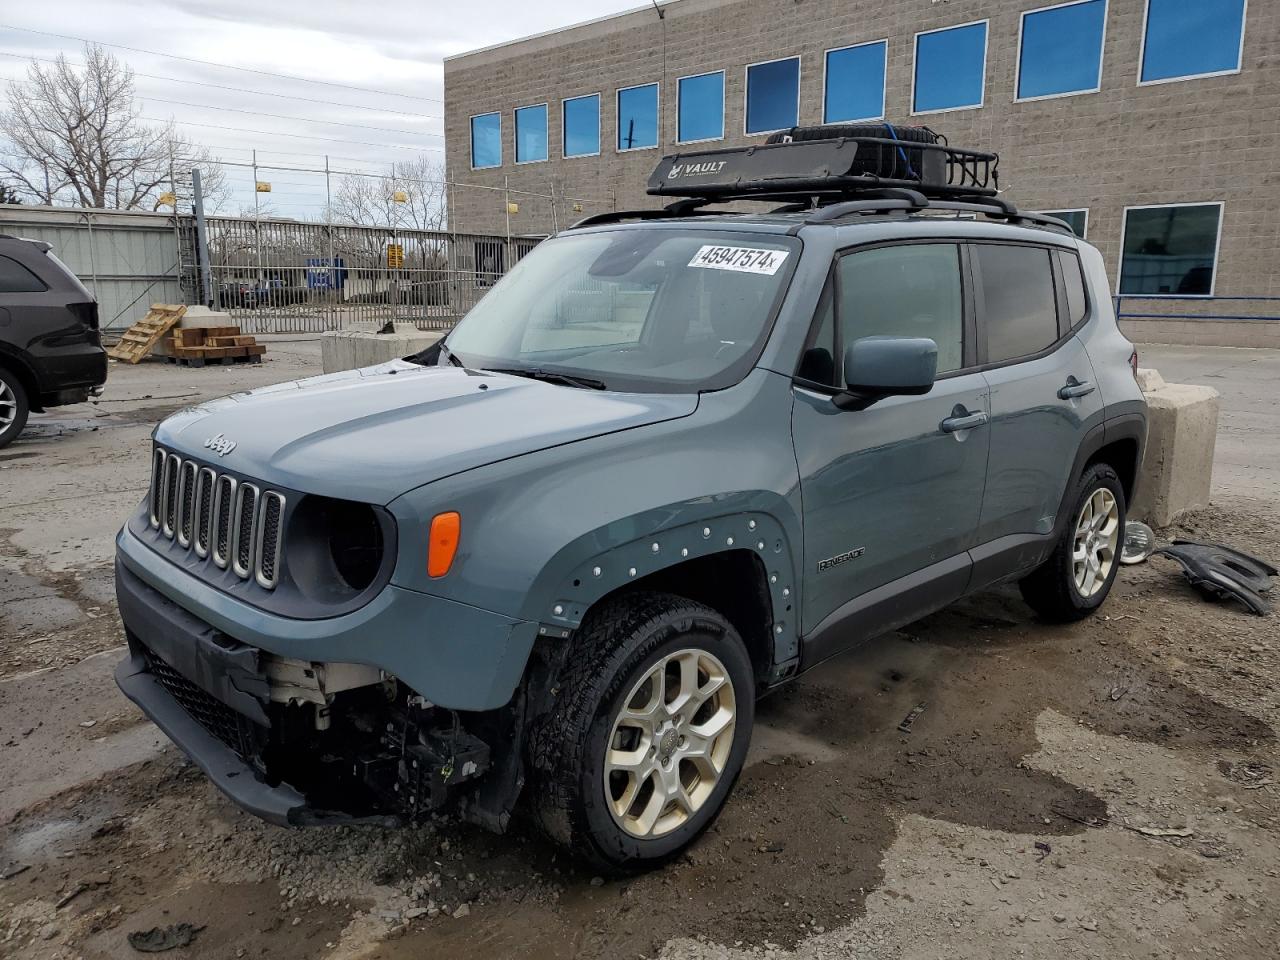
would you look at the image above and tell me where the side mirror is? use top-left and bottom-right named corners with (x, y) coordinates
top-left (836, 336), bottom-right (938, 410)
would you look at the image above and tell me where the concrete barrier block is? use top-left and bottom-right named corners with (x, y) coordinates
top-left (1131, 371), bottom-right (1220, 528)
top-left (320, 329), bottom-right (443, 374)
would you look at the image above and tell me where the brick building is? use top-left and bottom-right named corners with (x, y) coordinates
top-left (443, 0), bottom-right (1278, 310)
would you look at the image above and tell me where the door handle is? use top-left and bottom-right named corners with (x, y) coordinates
top-left (1058, 378), bottom-right (1096, 400)
top-left (940, 409), bottom-right (989, 433)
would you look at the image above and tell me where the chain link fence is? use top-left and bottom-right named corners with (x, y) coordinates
top-left (194, 216), bottom-right (544, 334)
top-left (182, 159), bottom-right (614, 334)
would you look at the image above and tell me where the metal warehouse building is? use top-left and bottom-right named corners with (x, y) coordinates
top-left (443, 0), bottom-right (1279, 341)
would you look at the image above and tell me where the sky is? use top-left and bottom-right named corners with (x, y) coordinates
top-left (0, 1), bottom-right (651, 216)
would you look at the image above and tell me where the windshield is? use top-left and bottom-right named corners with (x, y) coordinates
top-left (443, 228), bottom-right (801, 392)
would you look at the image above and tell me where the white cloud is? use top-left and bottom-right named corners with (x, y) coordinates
top-left (0, 0), bottom-right (649, 213)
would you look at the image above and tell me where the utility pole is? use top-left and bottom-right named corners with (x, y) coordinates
top-left (252, 149), bottom-right (264, 288)
top-left (192, 168), bottom-right (214, 308)
top-left (324, 155), bottom-right (336, 327)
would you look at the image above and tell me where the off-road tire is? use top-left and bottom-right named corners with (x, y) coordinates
top-left (0, 367), bottom-right (29, 450)
top-left (528, 591), bottom-right (754, 874)
top-left (1019, 463), bottom-right (1126, 622)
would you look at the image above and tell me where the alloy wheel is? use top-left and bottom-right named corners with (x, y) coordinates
top-left (1072, 488), bottom-right (1120, 597)
top-left (603, 647), bottom-right (737, 839)
top-left (0, 379), bottom-right (16, 431)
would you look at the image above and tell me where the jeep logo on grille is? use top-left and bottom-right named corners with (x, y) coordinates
top-left (204, 434), bottom-right (237, 457)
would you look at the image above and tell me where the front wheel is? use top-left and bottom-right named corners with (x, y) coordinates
top-left (1019, 463), bottom-right (1126, 622)
top-left (529, 592), bottom-right (754, 873)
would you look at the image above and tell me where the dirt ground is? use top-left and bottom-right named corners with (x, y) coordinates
top-left (1, 343), bottom-right (1277, 960)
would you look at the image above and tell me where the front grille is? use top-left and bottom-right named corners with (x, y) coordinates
top-left (256, 493), bottom-right (285, 588)
top-left (194, 468), bottom-right (215, 558)
top-left (161, 453), bottom-right (180, 537)
top-left (142, 645), bottom-right (258, 756)
top-left (177, 461), bottom-right (198, 547)
top-left (232, 484), bottom-right (259, 578)
top-left (212, 474), bottom-right (236, 569)
top-left (147, 445), bottom-right (285, 589)
top-left (149, 450), bottom-right (165, 527)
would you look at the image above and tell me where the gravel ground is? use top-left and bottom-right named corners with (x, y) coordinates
top-left (1, 342), bottom-right (1277, 960)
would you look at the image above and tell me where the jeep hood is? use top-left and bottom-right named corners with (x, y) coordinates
top-left (154, 361), bottom-right (698, 503)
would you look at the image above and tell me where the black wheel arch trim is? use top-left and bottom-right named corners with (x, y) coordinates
top-left (0, 345), bottom-right (44, 413)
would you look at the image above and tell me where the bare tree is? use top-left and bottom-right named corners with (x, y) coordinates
top-left (331, 155), bottom-right (448, 232)
top-left (0, 180), bottom-right (20, 204)
top-left (0, 44), bottom-right (225, 210)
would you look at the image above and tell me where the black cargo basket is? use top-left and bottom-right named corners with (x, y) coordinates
top-left (646, 124), bottom-right (998, 201)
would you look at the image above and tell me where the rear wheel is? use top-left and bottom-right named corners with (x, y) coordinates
top-left (1019, 464), bottom-right (1125, 621)
top-left (529, 592), bottom-right (754, 873)
top-left (0, 367), bottom-right (29, 449)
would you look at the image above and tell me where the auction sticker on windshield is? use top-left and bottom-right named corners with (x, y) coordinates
top-left (688, 245), bottom-right (790, 275)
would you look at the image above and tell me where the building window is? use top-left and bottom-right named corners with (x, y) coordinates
top-left (677, 71), bottom-right (724, 143)
top-left (1140, 0), bottom-right (1246, 84)
top-left (563, 94), bottom-right (600, 158)
top-left (913, 21), bottom-right (988, 114)
top-left (745, 56), bottom-right (800, 135)
top-left (514, 104), bottom-right (548, 164)
top-left (824, 40), bottom-right (887, 123)
top-left (1037, 209), bottom-right (1089, 238)
top-left (616, 83), bottom-right (659, 151)
top-left (1017, 0), bottom-right (1107, 100)
top-left (470, 112), bottom-right (501, 169)
top-left (1119, 203), bottom-right (1223, 296)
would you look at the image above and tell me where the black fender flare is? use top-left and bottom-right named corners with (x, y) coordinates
top-left (528, 509), bottom-right (801, 670)
top-left (1054, 410), bottom-right (1147, 540)
top-left (0, 345), bottom-right (44, 412)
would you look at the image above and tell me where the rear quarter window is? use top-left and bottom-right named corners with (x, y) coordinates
top-left (0, 255), bottom-right (48, 293)
top-left (1057, 250), bottom-right (1088, 333)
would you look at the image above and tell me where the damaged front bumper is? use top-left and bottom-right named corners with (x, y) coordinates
top-left (114, 524), bottom-right (538, 827)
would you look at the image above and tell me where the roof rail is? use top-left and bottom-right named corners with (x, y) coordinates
top-left (569, 194), bottom-right (1074, 236)
top-left (564, 128), bottom-right (1074, 236)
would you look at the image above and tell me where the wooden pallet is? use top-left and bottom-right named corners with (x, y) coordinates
top-left (165, 353), bottom-right (264, 368)
top-left (106, 304), bottom-right (188, 364)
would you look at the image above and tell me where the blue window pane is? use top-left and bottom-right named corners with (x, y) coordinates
top-left (1018, 0), bottom-right (1106, 99)
top-left (1141, 0), bottom-right (1245, 83)
top-left (470, 112), bottom-right (501, 169)
top-left (746, 57), bottom-right (800, 134)
top-left (914, 22), bottom-right (988, 112)
top-left (824, 41), bottom-right (886, 123)
top-left (1038, 209), bottom-right (1088, 238)
top-left (1120, 204), bottom-right (1221, 296)
top-left (678, 72), bottom-right (724, 143)
top-left (617, 84), bottom-right (658, 150)
top-left (563, 94), bottom-right (600, 157)
top-left (515, 104), bottom-right (548, 163)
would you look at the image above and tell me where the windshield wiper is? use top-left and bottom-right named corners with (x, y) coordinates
top-left (487, 367), bottom-right (608, 390)
top-left (438, 341), bottom-right (465, 367)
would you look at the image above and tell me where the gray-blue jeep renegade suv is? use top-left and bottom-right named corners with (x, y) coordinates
top-left (115, 128), bottom-right (1147, 872)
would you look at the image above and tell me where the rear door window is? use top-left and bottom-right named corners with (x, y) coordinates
top-left (0, 255), bottom-right (48, 293)
top-left (975, 244), bottom-right (1058, 364)
top-left (835, 243), bottom-right (965, 375)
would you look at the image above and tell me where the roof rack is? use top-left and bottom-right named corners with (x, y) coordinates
top-left (568, 128), bottom-right (1075, 236)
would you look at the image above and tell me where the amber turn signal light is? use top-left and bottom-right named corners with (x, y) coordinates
top-left (428, 512), bottom-right (461, 578)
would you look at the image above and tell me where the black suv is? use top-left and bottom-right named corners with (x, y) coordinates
top-left (0, 235), bottom-right (107, 448)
